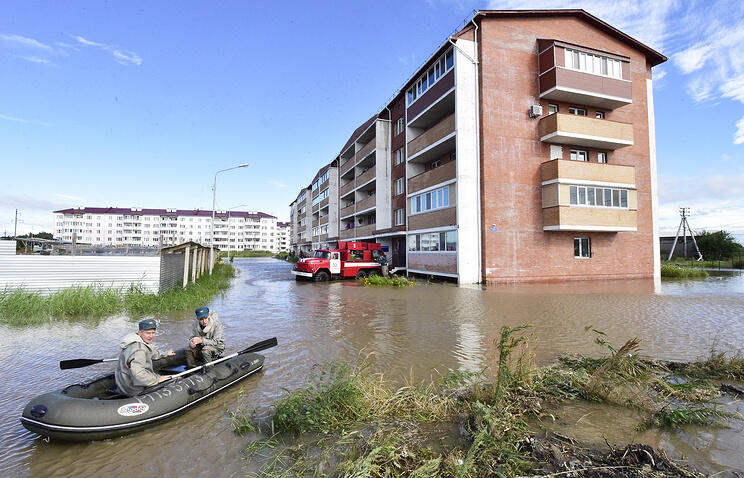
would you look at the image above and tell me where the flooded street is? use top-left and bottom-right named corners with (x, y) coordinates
top-left (3, 258), bottom-right (743, 477)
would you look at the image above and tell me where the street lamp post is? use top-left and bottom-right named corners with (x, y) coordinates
top-left (211, 163), bottom-right (249, 273)
top-left (226, 203), bottom-right (250, 262)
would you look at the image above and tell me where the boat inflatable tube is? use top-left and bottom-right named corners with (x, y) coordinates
top-left (21, 350), bottom-right (264, 442)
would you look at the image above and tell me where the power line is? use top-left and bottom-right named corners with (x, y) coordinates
top-left (667, 207), bottom-right (703, 261)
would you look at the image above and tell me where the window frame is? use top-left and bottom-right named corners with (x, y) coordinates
top-left (574, 237), bottom-right (591, 258)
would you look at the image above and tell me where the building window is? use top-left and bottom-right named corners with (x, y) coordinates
top-left (598, 152), bottom-right (607, 163)
top-left (394, 147), bottom-right (405, 165)
top-left (570, 149), bottom-right (588, 161)
top-left (395, 177), bottom-right (404, 195)
top-left (569, 185), bottom-right (628, 208)
top-left (395, 117), bottom-right (405, 135)
top-left (548, 104), bottom-right (558, 114)
top-left (406, 48), bottom-right (455, 106)
top-left (595, 111), bottom-right (605, 119)
top-left (430, 160), bottom-right (441, 169)
top-left (564, 48), bottom-right (623, 80)
top-left (395, 208), bottom-right (405, 226)
top-left (568, 106), bottom-right (586, 116)
top-left (410, 185), bottom-right (450, 214)
top-left (408, 230), bottom-right (456, 251)
top-left (574, 237), bottom-right (591, 258)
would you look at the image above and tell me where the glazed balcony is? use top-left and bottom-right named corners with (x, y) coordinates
top-left (540, 159), bottom-right (635, 186)
top-left (408, 113), bottom-right (455, 161)
top-left (408, 160), bottom-right (456, 195)
top-left (539, 68), bottom-right (632, 110)
top-left (539, 113), bottom-right (633, 150)
top-left (542, 206), bottom-right (637, 231)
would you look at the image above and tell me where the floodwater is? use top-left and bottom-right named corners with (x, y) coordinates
top-left (2, 259), bottom-right (743, 477)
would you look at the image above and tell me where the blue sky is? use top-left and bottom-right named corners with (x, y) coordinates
top-left (2, 1), bottom-right (744, 243)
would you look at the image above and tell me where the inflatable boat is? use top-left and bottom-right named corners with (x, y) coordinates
top-left (21, 338), bottom-right (275, 442)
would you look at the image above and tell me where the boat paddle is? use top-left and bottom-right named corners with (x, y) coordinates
top-left (165, 337), bottom-right (278, 380)
top-left (59, 357), bottom-right (118, 370)
top-left (59, 336), bottom-right (278, 371)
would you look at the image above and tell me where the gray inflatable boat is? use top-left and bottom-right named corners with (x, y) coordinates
top-left (21, 340), bottom-right (274, 442)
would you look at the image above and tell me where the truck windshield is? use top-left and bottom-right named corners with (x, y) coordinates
top-left (313, 251), bottom-right (330, 259)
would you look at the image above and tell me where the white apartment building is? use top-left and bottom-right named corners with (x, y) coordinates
top-left (53, 207), bottom-right (284, 252)
top-left (276, 222), bottom-right (290, 252)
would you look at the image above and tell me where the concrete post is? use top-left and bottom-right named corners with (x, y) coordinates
top-left (182, 246), bottom-right (190, 288)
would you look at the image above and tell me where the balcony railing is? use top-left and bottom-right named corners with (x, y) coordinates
top-left (339, 181), bottom-right (355, 197)
top-left (340, 157), bottom-right (355, 176)
top-left (408, 160), bottom-right (456, 195)
top-left (340, 204), bottom-right (355, 218)
top-left (538, 113), bottom-right (633, 150)
top-left (539, 68), bottom-right (632, 110)
top-left (408, 113), bottom-right (455, 158)
top-left (355, 166), bottom-right (376, 187)
top-left (355, 195), bottom-right (376, 212)
top-left (355, 140), bottom-right (375, 162)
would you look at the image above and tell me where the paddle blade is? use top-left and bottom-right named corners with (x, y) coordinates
top-left (239, 337), bottom-right (278, 355)
top-left (60, 358), bottom-right (105, 370)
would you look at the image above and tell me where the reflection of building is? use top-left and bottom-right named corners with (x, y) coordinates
top-left (54, 207), bottom-right (283, 252)
top-left (290, 10), bottom-right (666, 283)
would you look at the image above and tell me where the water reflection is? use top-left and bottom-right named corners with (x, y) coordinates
top-left (3, 258), bottom-right (744, 477)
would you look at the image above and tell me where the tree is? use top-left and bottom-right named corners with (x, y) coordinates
top-left (695, 230), bottom-right (743, 260)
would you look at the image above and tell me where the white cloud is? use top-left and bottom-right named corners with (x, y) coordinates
top-left (734, 117), bottom-right (744, 145)
top-left (0, 114), bottom-right (49, 126)
top-left (75, 35), bottom-right (142, 66)
top-left (19, 55), bottom-right (50, 64)
top-left (55, 193), bottom-right (85, 202)
top-left (0, 34), bottom-right (52, 51)
top-left (675, 43), bottom-right (712, 73)
top-left (266, 179), bottom-right (288, 189)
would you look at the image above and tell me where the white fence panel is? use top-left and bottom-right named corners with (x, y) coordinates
top-left (0, 256), bottom-right (161, 294)
top-left (0, 240), bottom-right (15, 256)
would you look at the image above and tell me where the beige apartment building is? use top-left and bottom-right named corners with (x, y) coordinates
top-left (290, 9), bottom-right (666, 283)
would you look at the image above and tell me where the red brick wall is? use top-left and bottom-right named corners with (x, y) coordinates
top-left (478, 16), bottom-right (655, 282)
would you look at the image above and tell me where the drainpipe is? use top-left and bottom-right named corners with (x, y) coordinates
top-left (447, 13), bottom-right (483, 283)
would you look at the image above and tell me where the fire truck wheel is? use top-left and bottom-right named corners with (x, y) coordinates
top-left (314, 271), bottom-right (330, 282)
top-left (355, 270), bottom-right (368, 279)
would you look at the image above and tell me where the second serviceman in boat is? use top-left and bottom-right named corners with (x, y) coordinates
top-left (185, 307), bottom-right (226, 367)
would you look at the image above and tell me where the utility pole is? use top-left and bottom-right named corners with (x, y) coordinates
top-left (14, 209), bottom-right (18, 238)
top-left (667, 207), bottom-right (703, 261)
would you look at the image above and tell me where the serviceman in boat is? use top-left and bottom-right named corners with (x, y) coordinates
top-left (114, 318), bottom-right (175, 396)
top-left (185, 307), bottom-right (226, 367)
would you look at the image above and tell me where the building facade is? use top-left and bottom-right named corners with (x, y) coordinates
top-left (54, 207), bottom-right (283, 252)
top-left (276, 221), bottom-right (291, 252)
top-left (290, 9), bottom-right (666, 283)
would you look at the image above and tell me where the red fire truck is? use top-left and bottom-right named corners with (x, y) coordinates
top-left (292, 241), bottom-right (383, 281)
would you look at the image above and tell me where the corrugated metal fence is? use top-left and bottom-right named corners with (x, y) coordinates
top-left (0, 256), bottom-right (162, 294)
top-left (0, 240), bottom-right (15, 256)
top-left (0, 241), bottom-right (213, 295)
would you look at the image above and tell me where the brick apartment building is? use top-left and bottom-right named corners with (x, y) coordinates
top-left (289, 9), bottom-right (666, 283)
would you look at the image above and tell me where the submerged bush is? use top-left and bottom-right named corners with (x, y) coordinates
top-left (359, 275), bottom-right (414, 287)
top-left (661, 263), bottom-right (709, 278)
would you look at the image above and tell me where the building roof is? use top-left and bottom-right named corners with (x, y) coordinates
top-left (277, 221), bottom-right (290, 227)
top-left (54, 207), bottom-right (276, 219)
top-left (473, 9), bottom-right (667, 67)
top-left (339, 114), bottom-right (379, 157)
